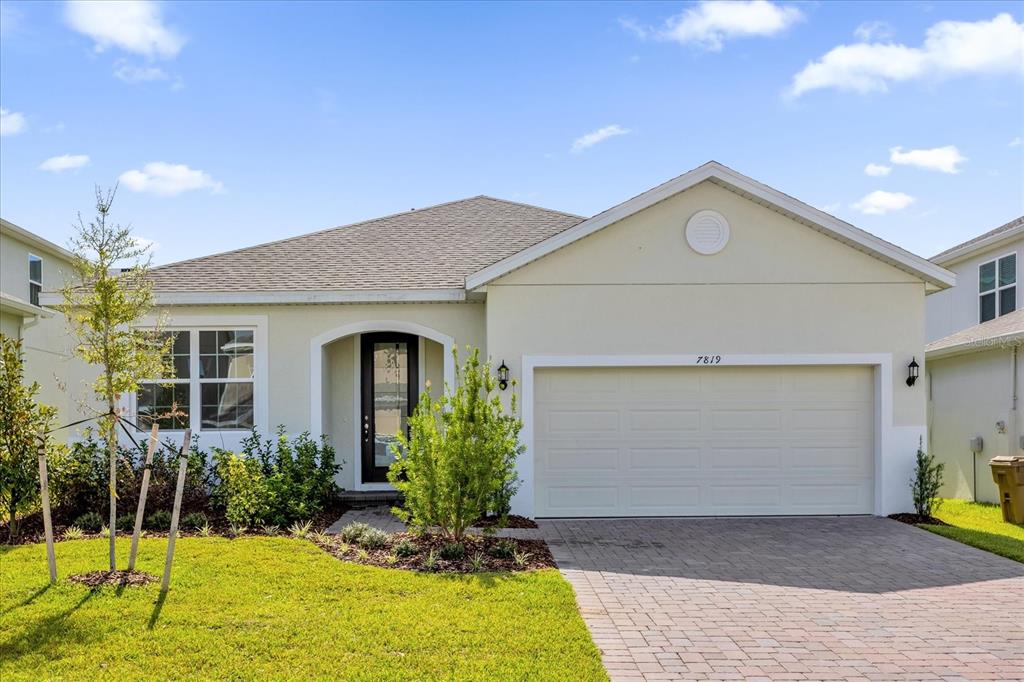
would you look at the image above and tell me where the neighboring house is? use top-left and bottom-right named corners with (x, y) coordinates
top-left (41, 162), bottom-right (956, 518)
top-left (0, 218), bottom-right (81, 426)
top-left (925, 216), bottom-right (1023, 503)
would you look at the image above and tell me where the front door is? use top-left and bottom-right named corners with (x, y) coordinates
top-left (360, 332), bottom-right (419, 483)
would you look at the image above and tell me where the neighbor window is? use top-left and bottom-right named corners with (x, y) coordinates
top-left (135, 328), bottom-right (256, 431)
top-left (980, 253), bottom-right (1016, 323)
top-left (28, 254), bottom-right (42, 306)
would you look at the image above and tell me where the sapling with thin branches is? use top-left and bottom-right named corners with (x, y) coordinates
top-left (911, 437), bottom-right (944, 519)
top-left (59, 186), bottom-right (171, 570)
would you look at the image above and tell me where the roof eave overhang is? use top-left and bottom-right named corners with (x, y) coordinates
top-left (131, 288), bottom-right (474, 306)
top-left (0, 293), bottom-right (56, 318)
top-left (465, 161), bottom-right (956, 291)
top-left (931, 223), bottom-right (1024, 267)
top-left (926, 331), bottom-right (1024, 361)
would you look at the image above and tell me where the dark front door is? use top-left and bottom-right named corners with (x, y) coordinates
top-left (360, 332), bottom-right (419, 483)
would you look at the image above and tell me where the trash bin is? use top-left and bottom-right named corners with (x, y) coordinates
top-left (989, 455), bottom-right (1024, 524)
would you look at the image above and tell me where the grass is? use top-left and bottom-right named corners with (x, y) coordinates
top-left (919, 498), bottom-right (1024, 563)
top-left (1, 538), bottom-right (606, 681)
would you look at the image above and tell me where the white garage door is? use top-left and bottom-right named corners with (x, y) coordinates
top-left (534, 365), bottom-right (875, 517)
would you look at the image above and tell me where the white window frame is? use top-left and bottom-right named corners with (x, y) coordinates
top-left (124, 315), bottom-right (268, 438)
top-left (28, 253), bottom-right (42, 306)
top-left (979, 252), bottom-right (1016, 323)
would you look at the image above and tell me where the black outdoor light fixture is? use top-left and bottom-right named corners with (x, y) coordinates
top-left (906, 357), bottom-right (919, 387)
top-left (497, 361), bottom-right (510, 391)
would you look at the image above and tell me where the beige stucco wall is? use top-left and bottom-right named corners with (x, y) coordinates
top-left (153, 303), bottom-right (485, 488)
top-left (928, 347), bottom-right (1021, 504)
top-left (485, 180), bottom-right (930, 515)
top-left (0, 228), bottom-right (85, 429)
top-left (926, 235), bottom-right (1023, 342)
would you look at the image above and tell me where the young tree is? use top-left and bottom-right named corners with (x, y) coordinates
top-left (0, 336), bottom-right (58, 542)
top-left (388, 347), bottom-right (524, 541)
top-left (911, 437), bottom-right (944, 519)
top-left (59, 186), bottom-right (170, 569)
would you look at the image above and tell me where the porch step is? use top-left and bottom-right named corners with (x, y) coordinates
top-left (338, 490), bottom-right (402, 508)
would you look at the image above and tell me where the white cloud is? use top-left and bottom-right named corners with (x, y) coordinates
top-left (119, 162), bottom-right (223, 196)
top-left (851, 190), bottom-right (916, 215)
top-left (0, 108), bottom-right (26, 136)
top-left (114, 60), bottom-right (169, 84)
top-left (889, 145), bottom-right (967, 173)
top-left (1011, 137), bottom-right (1023, 148)
top-left (571, 124), bottom-right (632, 153)
top-left (864, 163), bottom-right (891, 177)
top-left (39, 154), bottom-right (90, 172)
top-left (854, 21), bottom-right (894, 42)
top-left (788, 13), bottom-right (1023, 97)
top-left (65, 0), bottom-right (185, 59)
top-left (624, 1), bottom-right (803, 51)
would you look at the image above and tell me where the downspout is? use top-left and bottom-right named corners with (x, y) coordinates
top-left (1013, 345), bottom-right (1020, 456)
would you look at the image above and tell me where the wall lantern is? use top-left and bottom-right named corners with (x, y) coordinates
top-left (497, 361), bottom-right (510, 391)
top-left (906, 357), bottom-right (919, 387)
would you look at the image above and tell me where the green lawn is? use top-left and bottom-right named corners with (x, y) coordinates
top-left (920, 498), bottom-right (1024, 563)
top-left (0, 537), bottom-right (606, 681)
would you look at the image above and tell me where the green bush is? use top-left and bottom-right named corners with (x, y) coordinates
top-left (339, 522), bottom-right (370, 543)
top-left (911, 437), bottom-right (944, 518)
top-left (438, 542), bottom-right (465, 560)
top-left (487, 538), bottom-right (516, 559)
top-left (388, 347), bottom-right (524, 540)
top-left (393, 539), bottom-right (417, 557)
top-left (145, 510), bottom-right (172, 531)
top-left (356, 527), bottom-right (390, 549)
top-left (116, 513), bottom-right (136, 533)
top-left (181, 511), bottom-right (208, 530)
top-left (72, 511), bottom-right (104, 532)
top-left (210, 428), bottom-right (340, 527)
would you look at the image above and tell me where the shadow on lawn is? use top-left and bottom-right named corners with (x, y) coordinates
top-left (0, 588), bottom-right (100, 663)
top-left (0, 582), bottom-right (51, 615)
top-left (148, 590), bottom-right (167, 629)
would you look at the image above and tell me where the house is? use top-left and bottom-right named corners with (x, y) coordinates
top-left (926, 216), bottom-right (1023, 503)
top-left (42, 162), bottom-right (956, 518)
top-left (0, 218), bottom-right (82, 426)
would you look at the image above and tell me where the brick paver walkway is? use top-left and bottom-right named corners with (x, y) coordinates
top-left (541, 517), bottom-right (1024, 681)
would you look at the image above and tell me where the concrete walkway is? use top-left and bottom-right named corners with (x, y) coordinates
top-left (540, 516), bottom-right (1024, 681)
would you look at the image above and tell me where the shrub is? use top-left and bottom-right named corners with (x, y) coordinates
top-left (62, 525), bottom-right (85, 540)
top-left (356, 527), bottom-right (390, 550)
top-left (911, 437), bottom-right (944, 518)
top-left (339, 522), bottom-right (371, 543)
top-left (469, 552), bottom-right (486, 572)
top-left (145, 510), bottom-right (172, 531)
top-left (72, 511), bottom-right (104, 532)
top-left (422, 550), bottom-right (438, 571)
top-left (488, 538), bottom-right (516, 559)
top-left (289, 519), bottom-right (313, 538)
top-left (394, 539), bottom-right (417, 557)
top-left (438, 542), bottom-right (465, 561)
top-left (116, 513), bottom-right (136, 533)
top-left (181, 511), bottom-right (208, 530)
top-left (212, 450), bottom-right (269, 526)
top-left (260, 523), bottom-right (280, 536)
top-left (388, 347), bottom-right (524, 540)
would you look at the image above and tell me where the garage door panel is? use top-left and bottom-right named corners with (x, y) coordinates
top-left (535, 365), bottom-right (875, 517)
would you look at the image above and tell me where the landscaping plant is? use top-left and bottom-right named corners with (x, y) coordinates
top-left (58, 187), bottom-right (172, 569)
top-left (0, 336), bottom-right (61, 542)
top-left (388, 347), bottom-right (524, 541)
top-left (911, 437), bottom-right (944, 519)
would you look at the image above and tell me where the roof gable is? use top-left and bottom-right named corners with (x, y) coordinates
top-left (466, 162), bottom-right (955, 291)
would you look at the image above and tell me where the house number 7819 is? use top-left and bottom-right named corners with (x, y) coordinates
top-left (696, 355), bottom-right (722, 365)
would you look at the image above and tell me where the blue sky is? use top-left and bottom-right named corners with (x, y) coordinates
top-left (1, 1), bottom-right (1022, 265)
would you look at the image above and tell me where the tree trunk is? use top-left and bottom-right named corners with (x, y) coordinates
top-left (107, 407), bottom-right (117, 570)
top-left (7, 505), bottom-right (17, 544)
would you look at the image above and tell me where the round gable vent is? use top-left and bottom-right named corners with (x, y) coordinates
top-left (685, 210), bottom-right (730, 255)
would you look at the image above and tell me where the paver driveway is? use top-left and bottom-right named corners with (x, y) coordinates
top-left (540, 517), bottom-right (1024, 681)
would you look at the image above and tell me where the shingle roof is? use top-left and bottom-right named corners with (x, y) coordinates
top-left (147, 196), bottom-right (584, 293)
top-left (931, 215), bottom-right (1024, 263)
top-left (926, 308), bottom-right (1024, 359)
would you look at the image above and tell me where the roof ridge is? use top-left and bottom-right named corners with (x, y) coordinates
top-left (473, 195), bottom-right (587, 221)
top-left (930, 215), bottom-right (1024, 261)
top-left (150, 194), bottom-right (576, 273)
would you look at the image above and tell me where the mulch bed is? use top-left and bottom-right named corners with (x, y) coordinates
top-left (889, 513), bottom-right (949, 526)
top-left (68, 570), bottom-right (158, 588)
top-left (313, 532), bottom-right (555, 573)
top-left (473, 514), bottom-right (538, 530)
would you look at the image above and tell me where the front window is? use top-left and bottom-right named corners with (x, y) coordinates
top-left (28, 254), bottom-right (42, 306)
top-left (135, 328), bottom-right (256, 431)
top-left (980, 253), bottom-right (1016, 323)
